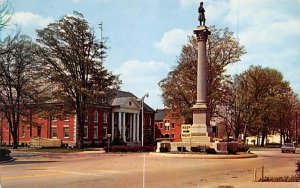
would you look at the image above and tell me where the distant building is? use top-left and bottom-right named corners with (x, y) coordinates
top-left (0, 91), bottom-right (156, 147)
top-left (154, 109), bottom-right (184, 142)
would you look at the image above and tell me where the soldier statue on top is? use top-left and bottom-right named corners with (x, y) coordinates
top-left (198, 2), bottom-right (206, 26)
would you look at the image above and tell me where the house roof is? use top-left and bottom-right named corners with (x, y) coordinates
top-left (114, 90), bottom-right (136, 98)
top-left (155, 109), bottom-right (170, 121)
top-left (111, 97), bottom-right (140, 109)
top-left (111, 90), bottom-right (156, 113)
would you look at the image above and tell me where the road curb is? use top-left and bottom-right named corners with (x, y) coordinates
top-left (149, 152), bottom-right (258, 159)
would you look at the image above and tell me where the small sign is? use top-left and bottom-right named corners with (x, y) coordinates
top-left (181, 124), bottom-right (191, 138)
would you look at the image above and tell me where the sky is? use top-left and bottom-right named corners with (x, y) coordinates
top-left (4, 0), bottom-right (300, 109)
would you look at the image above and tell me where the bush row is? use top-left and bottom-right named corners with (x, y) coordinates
top-left (0, 148), bottom-right (11, 157)
top-left (175, 146), bottom-right (217, 154)
top-left (104, 146), bottom-right (155, 152)
top-left (237, 146), bottom-right (249, 152)
top-left (191, 146), bottom-right (207, 152)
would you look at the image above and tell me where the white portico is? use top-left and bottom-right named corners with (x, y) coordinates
top-left (111, 97), bottom-right (141, 144)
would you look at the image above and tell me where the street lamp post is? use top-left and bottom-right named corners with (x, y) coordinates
top-left (107, 134), bottom-right (111, 153)
top-left (141, 93), bottom-right (149, 147)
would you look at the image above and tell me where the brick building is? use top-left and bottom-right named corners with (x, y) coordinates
top-left (0, 91), bottom-right (156, 147)
top-left (154, 109), bottom-right (184, 142)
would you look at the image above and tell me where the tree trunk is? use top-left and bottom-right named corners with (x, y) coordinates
top-left (260, 131), bottom-right (266, 147)
top-left (77, 108), bottom-right (84, 149)
top-left (12, 126), bottom-right (18, 149)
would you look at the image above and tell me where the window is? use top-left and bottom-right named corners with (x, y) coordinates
top-left (171, 134), bottom-right (175, 138)
top-left (51, 126), bottom-right (57, 138)
top-left (63, 126), bottom-right (69, 138)
top-left (171, 123), bottom-right (175, 129)
top-left (164, 120), bottom-right (170, 131)
top-left (84, 126), bottom-right (88, 139)
top-left (159, 122), bottom-right (163, 129)
top-left (51, 116), bottom-right (57, 121)
top-left (21, 126), bottom-right (25, 137)
top-left (93, 126), bottom-right (98, 139)
top-left (93, 111), bottom-right (98, 123)
top-left (37, 126), bottom-right (41, 137)
top-left (103, 113), bottom-right (108, 123)
top-left (63, 114), bottom-right (70, 121)
top-left (149, 117), bottom-right (152, 126)
top-left (85, 115), bottom-right (88, 122)
top-left (103, 127), bottom-right (108, 139)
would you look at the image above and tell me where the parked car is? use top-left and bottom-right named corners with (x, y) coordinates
top-left (281, 143), bottom-right (296, 153)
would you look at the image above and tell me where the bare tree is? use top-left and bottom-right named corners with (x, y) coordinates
top-left (0, 0), bottom-right (12, 32)
top-left (0, 34), bottom-right (46, 149)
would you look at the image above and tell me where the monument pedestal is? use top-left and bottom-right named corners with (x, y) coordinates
top-left (190, 102), bottom-right (212, 145)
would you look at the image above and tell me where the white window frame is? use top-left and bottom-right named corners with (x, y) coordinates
top-left (51, 116), bottom-right (57, 122)
top-left (103, 127), bottom-right (108, 139)
top-left (84, 126), bottom-right (88, 139)
top-left (63, 125), bottom-right (69, 138)
top-left (103, 113), bottom-right (108, 123)
top-left (164, 120), bottom-right (170, 131)
top-left (21, 126), bottom-right (26, 138)
top-left (85, 115), bottom-right (89, 122)
top-left (93, 111), bottom-right (99, 123)
top-left (51, 126), bottom-right (57, 138)
top-left (159, 122), bottom-right (163, 129)
top-left (64, 114), bottom-right (70, 121)
top-left (93, 126), bottom-right (98, 139)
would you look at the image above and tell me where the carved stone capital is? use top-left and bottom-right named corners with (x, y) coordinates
top-left (194, 26), bottom-right (211, 42)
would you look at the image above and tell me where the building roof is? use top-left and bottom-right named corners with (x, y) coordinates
top-left (111, 97), bottom-right (140, 110)
top-left (114, 90), bottom-right (136, 98)
top-left (111, 90), bottom-right (156, 113)
top-left (155, 109), bottom-right (170, 121)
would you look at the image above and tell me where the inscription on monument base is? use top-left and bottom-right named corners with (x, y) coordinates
top-left (191, 133), bottom-right (207, 136)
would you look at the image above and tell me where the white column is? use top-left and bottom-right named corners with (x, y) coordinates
top-left (111, 112), bottom-right (114, 141)
top-left (122, 112), bottom-right (126, 143)
top-left (133, 113), bottom-right (136, 141)
top-left (118, 112), bottom-right (122, 139)
top-left (129, 113), bottom-right (133, 141)
top-left (137, 113), bottom-right (140, 142)
top-left (193, 27), bottom-right (209, 106)
top-left (197, 35), bottom-right (207, 103)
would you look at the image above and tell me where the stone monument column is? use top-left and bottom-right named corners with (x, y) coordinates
top-left (190, 25), bottom-right (211, 143)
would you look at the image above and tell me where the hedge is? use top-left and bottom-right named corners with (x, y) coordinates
top-left (0, 148), bottom-right (11, 157)
top-left (205, 148), bottom-right (217, 154)
top-left (104, 146), bottom-right (155, 152)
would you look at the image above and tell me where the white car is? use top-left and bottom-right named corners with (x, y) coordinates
top-left (281, 143), bottom-right (296, 153)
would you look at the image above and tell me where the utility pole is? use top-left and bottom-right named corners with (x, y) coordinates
top-left (141, 93), bottom-right (149, 146)
top-left (98, 21), bottom-right (105, 62)
top-left (296, 111), bottom-right (298, 144)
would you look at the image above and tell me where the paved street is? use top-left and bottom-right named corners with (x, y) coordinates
top-left (1, 149), bottom-right (300, 188)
